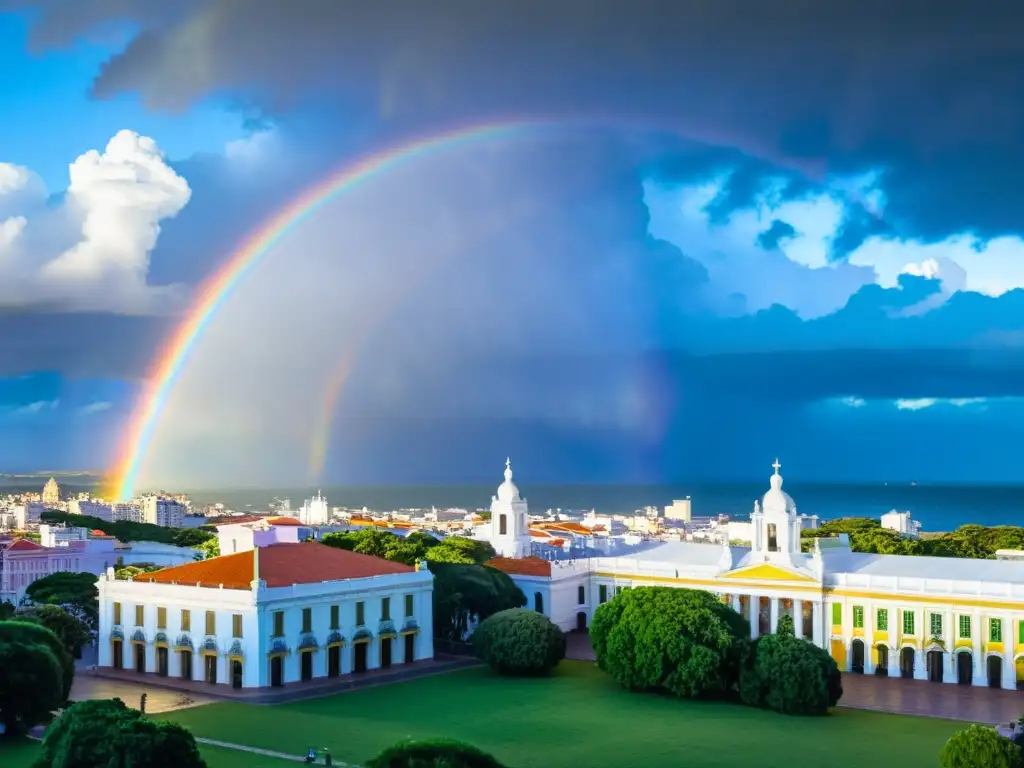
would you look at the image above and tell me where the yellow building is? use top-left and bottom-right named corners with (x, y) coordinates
top-left (42, 477), bottom-right (60, 505)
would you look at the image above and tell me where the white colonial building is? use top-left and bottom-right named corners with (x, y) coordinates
top-left (486, 459), bottom-right (1024, 691)
top-left (96, 539), bottom-right (433, 689)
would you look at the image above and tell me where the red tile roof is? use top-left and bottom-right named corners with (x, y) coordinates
top-left (265, 516), bottom-right (303, 526)
top-left (134, 542), bottom-right (414, 590)
top-left (8, 538), bottom-right (44, 551)
top-left (486, 556), bottom-right (552, 577)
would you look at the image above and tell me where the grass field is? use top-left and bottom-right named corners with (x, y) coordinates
top-left (0, 738), bottom-right (294, 767)
top-left (163, 661), bottom-right (964, 768)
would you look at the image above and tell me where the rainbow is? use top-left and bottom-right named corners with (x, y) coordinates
top-left (108, 121), bottom-right (542, 500)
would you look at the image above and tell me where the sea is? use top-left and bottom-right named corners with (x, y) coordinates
top-left (178, 482), bottom-right (1024, 533)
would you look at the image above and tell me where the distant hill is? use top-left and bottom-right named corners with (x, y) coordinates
top-left (0, 471), bottom-right (101, 488)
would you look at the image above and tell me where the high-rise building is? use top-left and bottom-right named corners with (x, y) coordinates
top-left (140, 495), bottom-right (187, 528)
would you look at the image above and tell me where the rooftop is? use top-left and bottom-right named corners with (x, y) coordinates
top-left (487, 555), bottom-right (552, 577)
top-left (133, 542), bottom-right (414, 590)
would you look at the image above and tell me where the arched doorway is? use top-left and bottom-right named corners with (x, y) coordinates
top-left (576, 612), bottom-right (587, 632)
top-left (956, 651), bottom-right (973, 685)
top-left (875, 644), bottom-right (889, 675)
top-left (900, 647), bottom-right (915, 679)
top-left (987, 655), bottom-right (1003, 688)
top-left (269, 655), bottom-right (284, 687)
top-left (926, 650), bottom-right (943, 682)
top-left (230, 660), bottom-right (243, 689)
top-left (851, 639), bottom-right (865, 673)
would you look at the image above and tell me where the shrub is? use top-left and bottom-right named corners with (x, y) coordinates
top-left (740, 614), bottom-right (842, 715)
top-left (0, 620), bottom-right (74, 701)
top-left (589, 586), bottom-right (750, 699)
top-left (939, 724), bottom-right (1021, 768)
top-left (472, 607), bottom-right (566, 676)
top-left (366, 738), bottom-right (506, 768)
top-left (34, 698), bottom-right (206, 768)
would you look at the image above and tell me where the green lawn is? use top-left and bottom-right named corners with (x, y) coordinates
top-left (0, 738), bottom-right (294, 768)
top-left (164, 661), bottom-right (963, 768)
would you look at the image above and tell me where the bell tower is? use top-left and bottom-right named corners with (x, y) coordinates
top-left (489, 458), bottom-right (531, 558)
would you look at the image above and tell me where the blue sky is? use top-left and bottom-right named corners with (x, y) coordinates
top-left (2, 2), bottom-right (1024, 490)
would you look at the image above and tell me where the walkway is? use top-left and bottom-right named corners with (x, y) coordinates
top-left (84, 654), bottom-right (480, 705)
top-left (195, 737), bottom-right (358, 766)
top-left (565, 630), bottom-right (1024, 723)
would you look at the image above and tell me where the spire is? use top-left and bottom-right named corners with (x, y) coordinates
top-left (772, 458), bottom-right (782, 475)
top-left (504, 457), bottom-right (513, 483)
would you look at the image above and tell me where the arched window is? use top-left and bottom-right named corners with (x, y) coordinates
top-left (499, 514), bottom-right (507, 536)
top-left (577, 585), bottom-right (585, 605)
top-left (767, 523), bottom-right (778, 552)
top-left (534, 592), bottom-right (544, 613)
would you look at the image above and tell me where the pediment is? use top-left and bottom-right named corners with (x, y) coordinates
top-left (719, 563), bottom-right (819, 583)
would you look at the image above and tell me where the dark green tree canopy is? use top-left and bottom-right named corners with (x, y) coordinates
top-left (430, 562), bottom-right (526, 641)
top-left (590, 586), bottom-right (750, 699)
top-left (801, 517), bottom-right (1024, 559)
top-left (472, 607), bottom-right (566, 676)
top-left (14, 604), bottom-right (92, 658)
top-left (366, 738), bottom-right (507, 768)
top-left (0, 637), bottom-right (63, 737)
top-left (0, 620), bottom-right (74, 700)
top-left (39, 510), bottom-right (213, 548)
top-left (23, 571), bottom-right (99, 632)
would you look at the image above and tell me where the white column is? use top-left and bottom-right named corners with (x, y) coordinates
top-left (972, 610), bottom-right (986, 686)
top-left (864, 601), bottom-right (875, 674)
top-left (748, 595), bottom-right (759, 639)
top-left (731, 594), bottom-right (741, 613)
top-left (943, 610), bottom-right (956, 683)
top-left (811, 601), bottom-right (823, 648)
top-left (913, 608), bottom-right (928, 680)
top-left (887, 642), bottom-right (900, 677)
top-left (841, 602), bottom-right (853, 672)
top-left (792, 600), bottom-right (804, 639)
top-left (1002, 614), bottom-right (1016, 690)
top-left (769, 598), bottom-right (779, 634)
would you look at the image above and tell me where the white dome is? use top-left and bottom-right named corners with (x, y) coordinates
top-left (496, 458), bottom-right (520, 502)
top-left (762, 460), bottom-right (795, 514)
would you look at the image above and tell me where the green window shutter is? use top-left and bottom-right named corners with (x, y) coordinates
top-left (990, 619), bottom-right (1002, 643)
top-left (1019, 620), bottom-right (1024, 645)
top-left (877, 609), bottom-right (888, 631)
top-left (930, 613), bottom-right (942, 637)
top-left (831, 603), bottom-right (842, 625)
top-left (599, 585), bottom-right (608, 604)
top-left (902, 610), bottom-right (914, 636)
top-left (959, 615), bottom-right (971, 639)
top-left (852, 606), bottom-right (864, 628)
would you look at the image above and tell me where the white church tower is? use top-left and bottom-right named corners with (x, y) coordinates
top-left (750, 459), bottom-right (803, 567)
top-left (489, 458), bottom-right (531, 558)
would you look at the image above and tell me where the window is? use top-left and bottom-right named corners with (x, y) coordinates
top-left (302, 608), bottom-right (312, 633)
top-left (615, 586), bottom-right (624, 596)
top-left (534, 592), bottom-right (544, 613)
top-left (959, 615), bottom-right (971, 639)
top-left (499, 514), bottom-right (507, 535)
top-left (930, 613), bottom-right (942, 638)
top-left (599, 585), bottom-right (608, 604)
top-left (877, 609), bottom-right (888, 631)
top-left (852, 606), bottom-right (864, 629)
top-left (232, 614), bottom-right (243, 638)
top-left (356, 601), bottom-right (365, 626)
top-left (381, 597), bottom-right (391, 621)
top-left (404, 594), bottom-right (414, 617)
top-left (578, 585), bottom-right (586, 605)
top-left (157, 607), bottom-right (167, 629)
top-left (831, 603), bottom-right (842, 626)
top-left (990, 618), bottom-right (1003, 643)
top-left (767, 522), bottom-right (778, 552)
top-left (181, 610), bottom-right (191, 632)
top-left (330, 605), bottom-right (340, 629)
top-left (902, 610), bottom-right (915, 636)
top-left (1019, 620), bottom-right (1024, 645)
top-left (205, 611), bottom-right (215, 635)
top-left (113, 602), bottom-right (122, 625)
top-left (273, 611), bottom-right (284, 637)
top-left (135, 605), bottom-right (144, 626)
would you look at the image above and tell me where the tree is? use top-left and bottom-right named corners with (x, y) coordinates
top-left (14, 605), bottom-right (92, 659)
top-left (194, 537), bottom-right (220, 560)
top-left (590, 586), bottom-right (750, 699)
top-left (939, 724), bottom-right (1021, 768)
top-left (425, 536), bottom-right (496, 565)
top-left (23, 571), bottom-right (99, 633)
top-left (740, 614), bottom-right (842, 715)
top-left (39, 510), bottom-right (214, 548)
top-left (171, 528), bottom-right (214, 548)
top-left (34, 698), bottom-right (207, 768)
top-left (320, 528), bottom-right (441, 566)
top-left (366, 739), bottom-right (506, 768)
top-left (429, 562), bottom-right (526, 641)
top-left (0, 620), bottom-right (75, 700)
top-left (0, 638), bottom-right (63, 737)
top-left (0, 601), bottom-right (14, 621)
top-left (472, 608), bottom-right (565, 676)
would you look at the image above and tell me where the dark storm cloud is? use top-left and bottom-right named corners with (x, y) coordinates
top-left (6, 0), bottom-right (1024, 238)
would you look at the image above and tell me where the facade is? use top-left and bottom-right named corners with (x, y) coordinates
top-left (96, 541), bottom-right (434, 689)
top-left (300, 492), bottom-right (330, 526)
top-left (140, 495), bottom-right (187, 528)
top-left (489, 460), bottom-right (1024, 690)
top-left (0, 536), bottom-right (116, 605)
top-left (484, 459), bottom-right (532, 558)
top-left (664, 498), bottom-right (692, 521)
top-left (69, 499), bottom-right (115, 522)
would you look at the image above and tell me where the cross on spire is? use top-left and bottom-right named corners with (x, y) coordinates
top-left (772, 458), bottom-right (782, 475)
top-left (505, 456), bottom-right (511, 470)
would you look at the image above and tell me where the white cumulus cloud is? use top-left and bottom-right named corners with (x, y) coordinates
top-left (78, 401), bottom-right (113, 417)
top-left (0, 130), bottom-right (192, 314)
